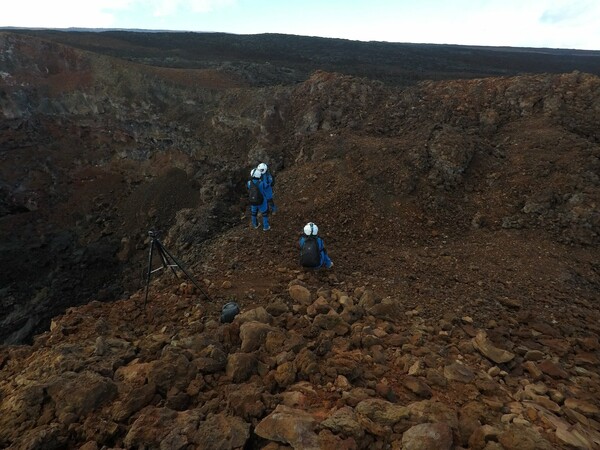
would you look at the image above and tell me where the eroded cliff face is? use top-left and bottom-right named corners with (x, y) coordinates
top-left (0, 32), bottom-right (291, 343)
top-left (0, 31), bottom-right (599, 449)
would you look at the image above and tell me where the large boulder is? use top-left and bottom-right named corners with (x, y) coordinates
top-left (289, 285), bottom-right (312, 305)
top-left (114, 362), bottom-right (152, 386)
top-left (226, 353), bottom-right (257, 383)
top-left (321, 406), bottom-right (365, 440)
top-left (47, 371), bottom-right (117, 422)
top-left (226, 383), bottom-right (266, 420)
top-left (194, 413), bottom-right (250, 450)
top-left (472, 330), bottom-right (515, 364)
top-left (236, 306), bottom-right (273, 324)
top-left (111, 383), bottom-right (156, 422)
top-left (498, 424), bottom-right (554, 450)
top-left (147, 352), bottom-right (195, 394)
top-left (254, 405), bottom-right (319, 450)
top-left (193, 344), bottom-right (228, 374)
top-left (444, 362), bottom-right (476, 383)
top-left (240, 321), bottom-right (276, 352)
top-left (123, 406), bottom-right (179, 448)
top-left (401, 422), bottom-right (453, 450)
top-left (407, 400), bottom-right (459, 430)
top-left (0, 384), bottom-right (47, 442)
top-left (355, 399), bottom-right (410, 426)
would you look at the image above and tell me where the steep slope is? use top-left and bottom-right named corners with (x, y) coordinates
top-left (1, 32), bottom-right (598, 345)
top-left (0, 31), bottom-right (278, 343)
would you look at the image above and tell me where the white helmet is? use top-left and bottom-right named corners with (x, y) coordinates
top-left (257, 163), bottom-right (268, 174)
top-left (251, 168), bottom-right (261, 179)
top-left (303, 222), bottom-right (318, 236)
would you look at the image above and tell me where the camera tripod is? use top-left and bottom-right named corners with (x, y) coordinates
top-left (143, 230), bottom-right (212, 308)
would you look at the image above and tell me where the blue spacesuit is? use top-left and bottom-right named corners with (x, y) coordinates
top-left (257, 163), bottom-right (277, 213)
top-left (299, 222), bottom-right (332, 269)
top-left (247, 169), bottom-right (270, 231)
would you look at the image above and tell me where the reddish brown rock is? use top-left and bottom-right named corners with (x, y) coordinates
top-left (226, 353), bottom-right (257, 383)
top-left (111, 383), bottom-right (156, 421)
top-left (443, 362), bottom-right (476, 383)
top-left (313, 313), bottom-right (350, 335)
top-left (239, 321), bottom-right (276, 352)
top-left (524, 350), bottom-right (544, 361)
top-left (530, 322), bottom-right (560, 337)
top-left (403, 376), bottom-right (433, 398)
top-left (537, 359), bottom-right (569, 379)
top-left (537, 339), bottom-right (570, 356)
top-left (355, 398), bottom-right (410, 426)
top-left (227, 383), bottom-right (266, 420)
top-left (555, 422), bottom-right (595, 449)
top-left (525, 395), bottom-right (561, 413)
top-left (123, 406), bottom-right (178, 448)
top-left (458, 402), bottom-right (488, 446)
top-left (574, 352), bottom-right (600, 366)
top-left (289, 285), bottom-right (312, 305)
top-left (47, 371), bottom-right (117, 422)
top-left (194, 413), bottom-right (250, 450)
top-left (274, 362), bottom-right (297, 388)
top-left (407, 400), bottom-right (459, 430)
top-left (468, 424), bottom-right (500, 450)
top-left (193, 345), bottom-right (228, 373)
top-left (255, 405), bottom-right (319, 449)
top-left (472, 330), bottom-right (515, 364)
top-left (564, 398), bottom-right (600, 417)
top-left (321, 406), bottom-right (365, 440)
top-left (522, 361), bottom-right (544, 381)
top-left (498, 424), bottom-right (554, 450)
top-left (236, 306), bottom-right (273, 324)
top-left (577, 337), bottom-right (600, 352)
top-left (317, 429), bottom-right (358, 450)
top-left (498, 297), bottom-right (522, 309)
top-left (147, 352), bottom-right (194, 395)
top-left (402, 422), bottom-right (453, 450)
top-left (325, 351), bottom-right (364, 380)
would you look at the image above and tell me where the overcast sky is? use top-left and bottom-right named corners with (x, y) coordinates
top-left (2, 0), bottom-right (599, 50)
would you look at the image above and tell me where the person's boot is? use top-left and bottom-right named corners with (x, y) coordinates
top-left (251, 215), bottom-right (259, 229)
top-left (262, 215), bottom-right (271, 231)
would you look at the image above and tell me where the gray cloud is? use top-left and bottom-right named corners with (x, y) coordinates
top-left (540, 1), bottom-right (591, 24)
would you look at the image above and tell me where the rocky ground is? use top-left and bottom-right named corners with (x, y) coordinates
top-left (1, 264), bottom-right (599, 449)
top-left (0, 31), bottom-right (599, 449)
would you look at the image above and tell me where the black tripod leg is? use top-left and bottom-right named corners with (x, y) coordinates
top-left (143, 239), bottom-right (156, 309)
top-left (158, 241), bottom-right (213, 302)
top-left (156, 242), bottom-right (178, 277)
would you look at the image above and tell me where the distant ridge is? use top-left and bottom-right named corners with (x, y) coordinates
top-left (5, 28), bottom-right (600, 88)
top-left (2, 27), bottom-right (599, 54)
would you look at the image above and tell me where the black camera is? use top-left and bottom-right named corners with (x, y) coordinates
top-left (220, 302), bottom-right (240, 323)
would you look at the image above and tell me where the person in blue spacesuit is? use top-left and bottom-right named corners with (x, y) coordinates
top-left (247, 168), bottom-right (271, 231)
top-left (257, 162), bottom-right (277, 213)
top-left (299, 222), bottom-right (333, 269)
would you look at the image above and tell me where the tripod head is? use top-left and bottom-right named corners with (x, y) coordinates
top-left (148, 230), bottom-right (161, 239)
